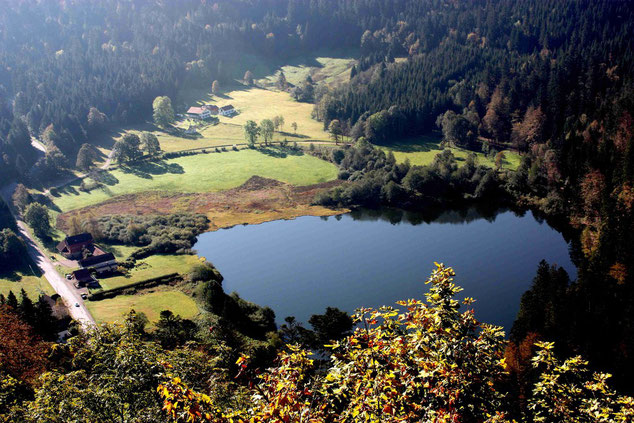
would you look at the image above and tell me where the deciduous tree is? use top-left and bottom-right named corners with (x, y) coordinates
top-left (244, 120), bottom-right (260, 147)
top-left (75, 143), bottom-right (96, 171)
top-left (24, 203), bottom-right (50, 238)
top-left (12, 184), bottom-right (31, 212)
top-left (259, 119), bottom-right (274, 146)
top-left (152, 96), bottom-right (175, 128)
top-left (140, 132), bottom-right (161, 156)
top-left (328, 119), bottom-right (343, 144)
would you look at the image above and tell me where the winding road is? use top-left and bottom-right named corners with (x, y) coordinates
top-left (1, 139), bottom-right (96, 326)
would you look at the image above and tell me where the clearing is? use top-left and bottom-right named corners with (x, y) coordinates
top-left (256, 55), bottom-right (356, 89)
top-left (175, 85), bottom-right (331, 141)
top-left (86, 289), bottom-right (200, 325)
top-left (376, 134), bottom-right (522, 171)
top-left (50, 149), bottom-right (339, 213)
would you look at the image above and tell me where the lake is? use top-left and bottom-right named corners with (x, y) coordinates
top-left (194, 207), bottom-right (576, 333)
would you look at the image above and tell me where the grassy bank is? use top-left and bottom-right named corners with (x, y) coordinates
top-left (86, 289), bottom-right (200, 325)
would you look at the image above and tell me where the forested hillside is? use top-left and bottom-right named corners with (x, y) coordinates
top-left (1, 0), bottom-right (634, 418)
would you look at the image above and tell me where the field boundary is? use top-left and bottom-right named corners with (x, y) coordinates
top-left (48, 140), bottom-right (349, 197)
top-left (88, 272), bottom-right (180, 301)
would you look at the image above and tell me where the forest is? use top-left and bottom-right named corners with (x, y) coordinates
top-left (1, 0), bottom-right (634, 420)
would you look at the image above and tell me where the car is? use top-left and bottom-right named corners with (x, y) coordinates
top-left (81, 294), bottom-right (87, 300)
top-left (66, 274), bottom-right (72, 280)
top-left (75, 303), bottom-right (80, 307)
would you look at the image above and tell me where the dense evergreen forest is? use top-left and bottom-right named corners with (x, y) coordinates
top-left (1, 0), bottom-right (634, 419)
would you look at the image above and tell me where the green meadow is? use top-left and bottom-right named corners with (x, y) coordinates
top-left (51, 149), bottom-right (339, 212)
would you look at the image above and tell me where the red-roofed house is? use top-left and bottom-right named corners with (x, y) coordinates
top-left (56, 233), bottom-right (94, 259)
top-left (187, 107), bottom-right (211, 120)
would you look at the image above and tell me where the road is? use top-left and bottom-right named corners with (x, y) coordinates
top-left (2, 146), bottom-right (96, 326)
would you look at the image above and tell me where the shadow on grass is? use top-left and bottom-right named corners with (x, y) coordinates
top-left (120, 160), bottom-right (185, 179)
top-left (0, 259), bottom-right (43, 282)
top-left (278, 131), bottom-right (310, 139)
top-left (31, 193), bottom-right (61, 213)
top-left (90, 170), bottom-right (119, 186)
top-left (27, 169), bottom-right (78, 192)
top-left (258, 146), bottom-right (304, 158)
top-left (374, 133), bottom-right (444, 153)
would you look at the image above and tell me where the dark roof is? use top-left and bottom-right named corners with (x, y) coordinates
top-left (220, 105), bottom-right (234, 111)
top-left (79, 252), bottom-right (116, 267)
top-left (72, 268), bottom-right (95, 282)
top-left (65, 233), bottom-right (93, 246)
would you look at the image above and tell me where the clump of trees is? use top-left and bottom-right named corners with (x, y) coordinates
top-left (315, 140), bottom-right (501, 209)
top-left (113, 133), bottom-right (143, 163)
top-left (95, 213), bottom-right (209, 256)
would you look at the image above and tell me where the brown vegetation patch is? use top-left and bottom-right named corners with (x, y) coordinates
top-left (57, 176), bottom-right (347, 233)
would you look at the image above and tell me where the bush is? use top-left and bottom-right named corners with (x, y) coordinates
top-left (189, 262), bottom-right (223, 283)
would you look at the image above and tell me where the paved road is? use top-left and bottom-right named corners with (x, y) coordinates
top-left (1, 183), bottom-right (96, 327)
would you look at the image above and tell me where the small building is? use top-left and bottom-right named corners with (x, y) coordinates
top-left (219, 105), bottom-right (235, 116)
top-left (186, 106), bottom-right (211, 120)
top-left (71, 268), bottom-right (98, 288)
top-left (78, 252), bottom-right (118, 274)
top-left (203, 104), bottom-right (219, 114)
top-left (56, 233), bottom-right (94, 259)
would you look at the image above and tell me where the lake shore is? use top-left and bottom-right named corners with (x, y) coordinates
top-left (56, 176), bottom-right (349, 233)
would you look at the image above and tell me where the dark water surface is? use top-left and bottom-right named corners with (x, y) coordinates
top-left (194, 207), bottom-right (576, 333)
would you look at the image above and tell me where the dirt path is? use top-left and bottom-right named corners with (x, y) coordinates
top-left (1, 184), bottom-right (96, 327)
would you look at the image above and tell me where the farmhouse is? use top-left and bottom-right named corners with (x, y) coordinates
top-left (56, 233), bottom-right (94, 259)
top-left (71, 268), bottom-right (98, 288)
top-left (79, 252), bottom-right (118, 274)
top-left (219, 105), bottom-right (236, 116)
top-left (186, 106), bottom-right (211, 120)
top-left (203, 104), bottom-right (219, 114)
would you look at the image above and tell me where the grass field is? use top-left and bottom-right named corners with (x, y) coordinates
top-left (97, 254), bottom-right (202, 291)
top-left (176, 85), bottom-right (331, 141)
top-left (51, 149), bottom-right (339, 212)
top-left (0, 269), bottom-right (54, 299)
top-left (376, 135), bottom-right (522, 171)
top-left (86, 289), bottom-right (200, 325)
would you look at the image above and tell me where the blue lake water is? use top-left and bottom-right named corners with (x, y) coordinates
top-left (194, 207), bottom-right (576, 333)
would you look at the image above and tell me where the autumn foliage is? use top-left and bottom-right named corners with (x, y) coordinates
top-left (157, 264), bottom-right (634, 422)
top-left (0, 306), bottom-right (48, 385)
